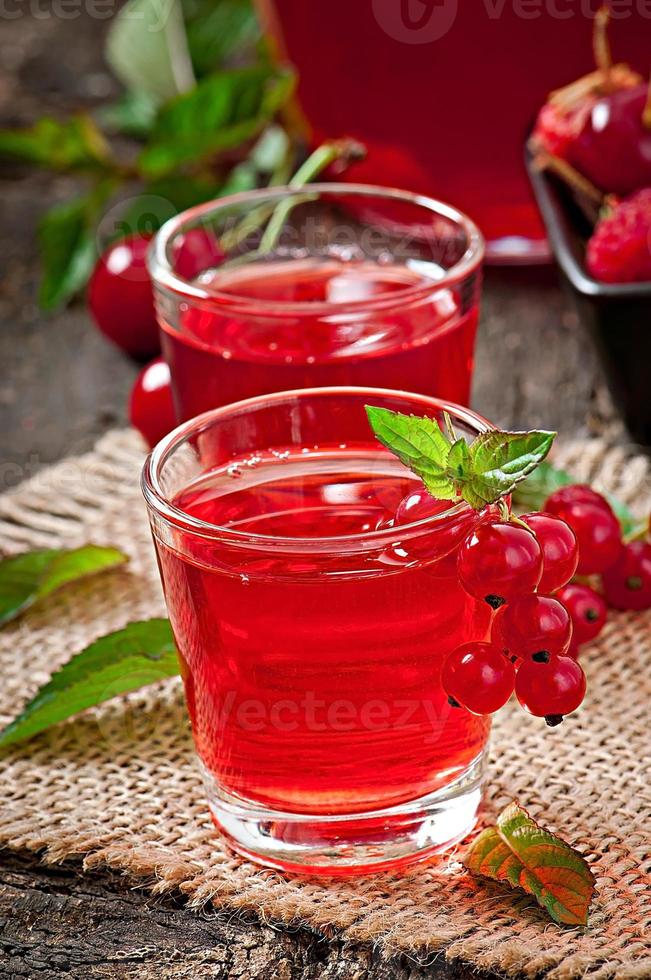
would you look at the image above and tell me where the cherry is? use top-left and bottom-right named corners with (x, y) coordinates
top-left (457, 521), bottom-right (543, 608)
top-left (492, 594), bottom-right (573, 663)
top-left (515, 655), bottom-right (586, 725)
top-left (521, 512), bottom-right (578, 593)
top-left (556, 583), bottom-right (608, 647)
top-left (602, 541), bottom-right (651, 611)
top-left (88, 234), bottom-right (160, 360)
top-left (128, 356), bottom-right (176, 449)
top-left (442, 642), bottom-right (515, 715)
top-left (553, 501), bottom-right (622, 575)
top-left (171, 226), bottom-right (224, 281)
top-left (544, 484), bottom-right (612, 517)
top-left (567, 84), bottom-right (651, 197)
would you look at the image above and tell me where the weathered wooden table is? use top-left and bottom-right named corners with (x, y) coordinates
top-left (0, 10), bottom-right (619, 979)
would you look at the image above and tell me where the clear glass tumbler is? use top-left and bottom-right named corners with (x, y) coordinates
top-left (142, 387), bottom-right (495, 873)
top-left (148, 184), bottom-right (484, 423)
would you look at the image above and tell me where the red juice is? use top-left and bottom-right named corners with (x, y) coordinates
top-left (161, 257), bottom-right (479, 421)
top-left (156, 444), bottom-right (491, 816)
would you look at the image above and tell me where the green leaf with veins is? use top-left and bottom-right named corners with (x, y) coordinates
top-left (38, 184), bottom-right (114, 311)
top-left (0, 115), bottom-right (110, 171)
top-left (366, 406), bottom-right (556, 509)
top-left (106, 0), bottom-right (195, 105)
top-left (462, 801), bottom-right (596, 926)
top-left (138, 65), bottom-right (295, 178)
top-left (0, 619), bottom-right (179, 748)
top-left (0, 545), bottom-right (127, 627)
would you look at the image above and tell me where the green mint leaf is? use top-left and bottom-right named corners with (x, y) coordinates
top-left (462, 801), bottom-right (596, 926)
top-left (0, 545), bottom-right (127, 628)
top-left (365, 406), bottom-right (457, 500)
top-left (106, 0), bottom-right (195, 106)
top-left (0, 619), bottom-right (178, 748)
top-left (183, 0), bottom-right (260, 77)
top-left (464, 429), bottom-right (556, 508)
top-left (138, 65), bottom-right (295, 179)
top-left (0, 115), bottom-right (110, 171)
top-left (511, 461), bottom-right (637, 536)
top-left (38, 184), bottom-right (114, 310)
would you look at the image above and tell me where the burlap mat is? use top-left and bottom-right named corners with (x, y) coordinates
top-left (0, 430), bottom-right (649, 979)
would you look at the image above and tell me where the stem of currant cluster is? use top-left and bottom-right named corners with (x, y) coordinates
top-left (593, 6), bottom-right (613, 81)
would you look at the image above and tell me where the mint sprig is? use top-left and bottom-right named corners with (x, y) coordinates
top-left (366, 406), bottom-right (556, 510)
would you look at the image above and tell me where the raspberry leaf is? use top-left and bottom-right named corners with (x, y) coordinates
top-left (0, 619), bottom-right (179, 748)
top-left (365, 406), bottom-right (555, 510)
top-left (0, 545), bottom-right (128, 628)
top-left (462, 802), bottom-right (596, 926)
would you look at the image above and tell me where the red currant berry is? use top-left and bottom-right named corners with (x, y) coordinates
top-left (457, 521), bottom-right (543, 608)
top-left (602, 541), bottom-right (651, 611)
top-left (521, 512), bottom-right (578, 593)
top-left (128, 357), bottom-right (176, 448)
top-left (395, 488), bottom-right (451, 526)
top-left (442, 642), bottom-right (515, 715)
top-left (554, 502), bottom-right (622, 575)
top-left (544, 484), bottom-right (612, 517)
top-left (393, 489), bottom-right (477, 561)
top-left (171, 227), bottom-right (224, 281)
top-left (492, 594), bottom-right (572, 662)
top-left (556, 583), bottom-right (608, 646)
top-left (88, 234), bottom-right (160, 360)
top-left (515, 655), bottom-right (586, 724)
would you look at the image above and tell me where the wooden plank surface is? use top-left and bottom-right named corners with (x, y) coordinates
top-left (0, 9), bottom-right (619, 979)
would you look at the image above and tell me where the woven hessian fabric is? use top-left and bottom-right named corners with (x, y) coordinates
top-left (0, 430), bottom-right (649, 979)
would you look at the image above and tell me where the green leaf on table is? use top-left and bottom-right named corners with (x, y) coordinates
top-left (183, 0), bottom-right (260, 77)
top-left (0, 115), bottom-right (110, 171)
top-left (512, 461), bottom-right (638, 536)
top-left (366, 406), bottom-right (555, 509)
top-left (0, 545), bottom-right (128, 628)
top-left (98, 90), bottom-right (159, 138)
top-left (106, 0), bottom-right (195, 105)
top-left (462, 801), bottom-right (596, 926)
top-left (38, 184), bottom-right (113, 310)
top-left (138, 65), bottom-right (295, 178)
top-left (0, 619), bottom-right (179, 748)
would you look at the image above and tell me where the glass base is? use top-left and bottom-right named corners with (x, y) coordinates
top-left (206, 753), bottom-right (485, 875)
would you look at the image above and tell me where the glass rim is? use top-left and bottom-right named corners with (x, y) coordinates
top-left (141, 386), bottom-right (493, 552)
top-left (148, 182), bottom-right (485, 316)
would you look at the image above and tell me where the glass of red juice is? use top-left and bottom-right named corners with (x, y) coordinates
top-left (148, 184), bottom-right (484, 423)
top-left (142, 387), bottom-right (496, 874)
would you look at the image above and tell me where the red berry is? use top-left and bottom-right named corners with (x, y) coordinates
top-left (492, 594), bottom-right (573, 662)
top-left (553, 501), bottom-right (622, 575)
top-left (567, 85), bottom-right (651, 198)
top-left (602, 541), bottom-right (651, 611)
top-left (442, 642), bottom-right (515, 715)
top-left (392, 489), bottom-right (477, 561)
top-left (532, 97), bottom-right (597, 159)
top-left (395, 488), bottom-right (451, 526)
top-left (515, 656), bottom-right (586, 723)
top-left (586, 189), bottom-right (651, 285)
top-left (556, 583), bottom-right (608, 646)
top-left (457, 521), bottom-right (543, 608)
top-left (88, 234), bottom-right (160, 360)
top-left (171, 227), bottom-right (224, 281)
top-left (128, 356), bottom-right (176, 449)
top-left (545, 484), bottom-right (612, 516)
top-left (521, 512), bottom-right (578, 592)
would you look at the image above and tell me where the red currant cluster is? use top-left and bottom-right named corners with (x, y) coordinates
top-left (443, 510), bottom-right (584, 727)
top-left (442, 482), bottom-right (651, 727)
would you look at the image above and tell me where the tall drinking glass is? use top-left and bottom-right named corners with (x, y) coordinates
top-left (142, 387), bottom-right (495, 873)
top-left (148, 184), bottom-right (484, 422)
